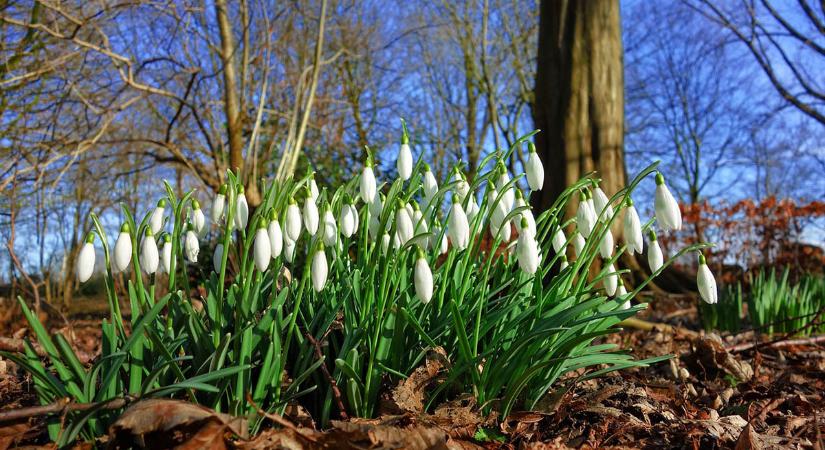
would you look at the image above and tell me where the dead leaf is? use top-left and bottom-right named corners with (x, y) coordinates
top-left (380, 347), bottom-right (449, 415)
top-left (331, 420), bottom-right (448, 450)
top-left (735, 424), bottom-right (761, 450)
top-left (692, 335), bottom-right (754, 381)
top-left (0, 421), bottom-right (30, 450)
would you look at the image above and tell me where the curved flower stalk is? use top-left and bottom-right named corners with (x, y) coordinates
top-left (76, 233), bottom-right (96, 282)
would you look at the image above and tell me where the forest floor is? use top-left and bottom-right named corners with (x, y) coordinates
top-left (0, 294), bottom-right (822, 449)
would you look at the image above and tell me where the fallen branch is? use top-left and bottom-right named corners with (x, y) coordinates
top-left (619, 317), bottom-right (699, 338)
top-left (304, 331), bottom-right (348, 420)
top-left (0, 396), bottom-right (132, 424)
top-left (725, 334), bottom-right (825, 354)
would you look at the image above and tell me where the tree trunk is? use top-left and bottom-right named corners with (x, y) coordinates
top-left (531, 0), bottom-right (626, 215)
top-left (215, 0), bottom-right (245, 178)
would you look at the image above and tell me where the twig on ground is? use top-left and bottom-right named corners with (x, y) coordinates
top-left (304, 331), bottom-right (348, 420)
top-left (0, 396), bottom-right (132, 424)
top-left (619, 317), bottom-right (699, 338)
top-left (245, 393), bottom-right (317, 442)
top-left (726, 334), bottom-right (825, 353)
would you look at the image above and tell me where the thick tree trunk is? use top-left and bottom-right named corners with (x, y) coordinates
top-left (531, 0), bottom-right (626, 215)
top-left (215, 0), bottom-right (245, 179)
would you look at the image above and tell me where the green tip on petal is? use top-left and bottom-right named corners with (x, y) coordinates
top-left (238, 185), bottom-right (245, 194)
top-left (257, 219), bottom-right (268, 229)
top-left (218, 184), bottom-right (228, 195)
top-left (561, 254), bottom-right (568, 262)
top-left (397, 199), bottom-right (405, 209)
top-left (85, 232), bottom-right (95, 244)
top-left (528, 141), bottom-right (536, 153)
top-left (269, 208), bottom-right (278, 221)
top-left (400, 118), bottom-right (409, 144)
top-left (585, 190), bottom-right (593, 200)
top-left (416, 246), bottom-right (426, 259)
top-left (627, 198), bottom-right (634, 207)
top-left (648, 229), bottom-right (657, 241)
top-left (317, 242), bottom-right (325, 252)
top-left (520, 217), bottom-right (529, 228)
top-left (412, 201), bottom-right (420, 211)
top-left (655, 172), bottom-right (665, 186)
top-left (120, 223), bottom-right (131, 234)
top-left (698, 253), bottom-right (707, 265)
top-left (579, 191), bottom-right (587, 201)
top-left (289, 196), bottom-right (297, 205)
top-left (157, 198), bottom-right (167, 207)
top-left (192, 199), bottom-right (201, 210)
top-left (163, 233), bottom-right (172, 243)
top-left (423, 163), bottom-right (431, 172)
top-left (145, 228), bottom-right (154, 238)
top-left (515, 189), bottom-right (523, 199)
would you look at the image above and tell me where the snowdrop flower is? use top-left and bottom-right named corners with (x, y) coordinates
top-left (267, 210), bottom-right (283, 258)
top-left (340, 200), bottom-right (357, 238)
top-left (184, 225), bottom-right (199, 263)
top-left (465, 194), bottom-right (480, 225)
top-left (617, 280), bottom-right (630, 309)
top-left (654, 172), bottom-right (682, 231)
top-left (623, 199), bottom-right (643, 255)
top-left (113, 224), bottom-right (132, 273)
top-left (191, 200), bottom-right (206, 236)
top-left (647, 229), bottom-right (663, 273)
top-left (436, 227), bottom-right (448, 255)
top-left (448, 201), bottom-right (470, 251)
top-left (414, 248), bottom-right (433, 304)
top-left (525, 142), bottom-right (544, 191)
top-left (551, 227), bottom-right (566, 253)
top-left (368, 194), bottom-right (383, 239)
top-left (514, 190), bottom-right (535, 237)
top-left (161, 235), bottom-right (172, 273)
top-left (381, 233), bottom-right (391, 255)
top-left (452, 168), bottom-right (470, 200)
top-left (576, 191), bottom-right (596, 238)
top-left (395, 201), bottom-right (414, 244)
top-left (495, 164), bottom-right (515, 213)
top-left (322, 206), bottom-right (338, 246)
top-left (422, 164), bottom-right (438, 206)
top-left (603, 263), bottom-right (618, 296)
top-left (572, 231), bottom-right (585, 257)
top-left (697, 253), bottom-right (718, 304)
top-left (397, 130), bottom-right (413, 181)
top-left (140, 229), bottom-right (160, 275)
top-left (517, 218), bottom-right (539, 275)
top-left (284, 237), bottom-right (296, 263)
top-left (360, 157), bottom-right (377, 204)
top-left (592, 182), bottom-right (614, 222)
top-left (411, 203), bottom-right (429, 248)
top-left (235, 186), bottom-right (249, 230)
top-left (213, 243), bottom-right (224, 273)
top-left (211, 184), bottom-right (227, 224)
top-left (76, 233), bottom-right (96, 282)
top-left (302, 191), bottom-right (319, 236)
top-left (149, 199), bottom-right (166, 235)
top-left (559, 255), bottom-right (569, 271)
top-left (311, 244), bottom-right (328, 292)
top-left (351, 200), bottom-right (360, 231)
top-left (285, 197), bottom-right (302, 241)
top-left (308, 173), bottom-right (319, 202)
top-left (599, 228), bottom-right (614, 259)
top-left (253, 222), bottom-right (271, 272)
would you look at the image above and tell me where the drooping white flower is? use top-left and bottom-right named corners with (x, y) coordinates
top-left (360, 159), bottom-right (377, 204)
top-left (572, 231), bottom-right (585, 257)
top-left (395, 201), bottom-right (414, 244)
top-left (190, 200), bottom-right (206, 237)
top-left (435, 227), bottom-right (448, 255)
top-left (599, 229), bottom-right (614, 259)
top-left (453, 168), bottom-right (470, 200)
top-left (184, 226), bottom-right (199, 263)
top-left (495, 164), bottom-right (515, 214)
top-left (267, 213), bottom-right (283, 258)
top-left (322, 208), bottom-right (338, 246)
top-left (311, 245), bottom-right (328, 292)
top-left (576, 191), bottom-right (596, 238)
top-left (302, 192), bottom-right (319, 236)
top-left (697, 253), bottom-right (718, 304)
top-left (551, 227), bottom-right (566, 253)
top-left (465, 194), bottom-right (480, 225)
top-left (623, 199), bottom-right (643, 255)
top-left (76, 233), bottom-right (96, 282)
top-left (368, 195), bottom-right (383, 239)
top-left (113, 224), bottom-right (132, 273)
top-left (340, 202), bottom-right (357, 238)
top-left (422, 164), bottom-right (438, 207)
top-left (351, 201), bottom-right (360, 232)
top-left (149, 199), bottom-right (166, 235)
top-left (514, 190), bottom-right (535, 237)
top-left (381, 233), bottom-right (391, 255)
top-left (140, 229), bottom-right (159, 275)
top-left (448, 201), bottom-right (470, 250)
top-left (213, 243), bottom-right (224, 273)
top-left (211, 184), bottom-right (227, 224)
top-left (604, 263), bottom-right (618, 296)
top-left (397, 136), bottom-right (413, 181)
top-left (283, 237), bottom-right (296, 263)
top-left (648, 230), bottom-right (663, 273)
top-left (161, 235), bottom-right (172, 273)
top-left (654, 172), bottom-right (682, 231)
top-left (235, 187), bottom-right (249, 230)
top-left (592, 183), bottom-right (614, 222)
top-left (285, 197), bottom-right (302, 241)
top-left (414, 248), bottom-right (433, 304)
top-left (411, 204), bottom-right (429, 248)
top-left (253, 224), bottom-right (271, 272)
top-left (617, 280), bottom-right (630, 309)
top-left (525, 143), bottom-right (544, 191)
top-left (309, 174), bottom-right (320, 202)
top-left (517, 218), bottom-right (540, 275)
top-left (559, 255), bottom-right (569, 271)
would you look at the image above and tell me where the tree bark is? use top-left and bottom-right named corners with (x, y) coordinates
top-left (531, 0), bottom-right (626, 215)
top-left (215, 0), bottom-right (245, 178)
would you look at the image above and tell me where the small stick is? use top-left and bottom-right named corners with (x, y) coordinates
top-left (0, 396), bottom-right (131, 424)
top-left (245, 393), bottom-right (317, 442)
top-left (304, 331), bottom-right (348, 420)
top-left (726, 334), bottom-right (825, 353)
top-left (619, 317), bottom-right (699, 338)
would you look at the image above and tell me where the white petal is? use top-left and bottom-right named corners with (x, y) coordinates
top-left (698, 264), bottom-right (718, 304)
top-left (253, 228), bottom-right (271, 272)
top-left (268, 220), bottom-right (283, 258)
top-left (655, 183), bottom-right (682, 231)
top-left (448, 202), bottom-right (469, 250)
top-left (303, 200), bottom-right (319, 236)
top-left (311, 250), bottom-right (328, 292)
top-left (398, 143), bottom-right (413, 180)
top-left (211, 194), bottom-right (225, 223)
top-left (599, 229), bottom-right (614, 259)
top-left (149, 207), bottom-right (165, 235)
top-left (193, 209), bottom-right (206, 235)
top-left (623, 205), bottom-right (643, 255)
top-left (572, 232), bottom-right (585, 257)
top-left (185, 231), bottom-right (199, 263)
top-left (113, 232), bottom-right (132, 272)
top-left (360, 167), bottom-right (377, 204)
top-left (286, 204), bottom-right (302, 241)
top-left (648, 240), bottom-right (664, 273)
top-left (423, 170), bottom-right (438, 205)
top-left (213, 243), bottom-right (224, 273)
top-left (526, 151), bottom-right (544, 191)
top-left (551, 228), bottom-right (566, 253)
top-left (517, 233), bottom-right (539, 274)
top-left (76, 242), bottom-right (96, 282)
top-left (140, 236), bottom-right (159, 274)
top-left (284, 237), bottom-right (297, 263)
top-left (235, 193), bottom-right (249, 230)
top-left (161, 241), bottom-right (172, 273)
top-left (604, 264), bottom-right (617, 296)
top-left (593, 187), bottom-right (614, 222)
top-left (323, 210), bottom-right (338, 246)
top-left (414, 258), bottom-right (433, 303)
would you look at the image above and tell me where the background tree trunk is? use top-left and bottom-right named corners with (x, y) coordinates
top-left (215, 0), bottom-right (245, 180)
top-left (531, 0), bottom-right (626, 215)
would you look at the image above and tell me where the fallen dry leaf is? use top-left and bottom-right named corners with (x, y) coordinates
top-left (380, 347), bottom-right (449, 415)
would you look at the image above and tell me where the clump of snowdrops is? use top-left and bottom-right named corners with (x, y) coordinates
top-left (8, 125), bottom-right (715, 444)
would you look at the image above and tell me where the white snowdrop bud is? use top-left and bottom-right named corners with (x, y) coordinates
top-left (213, 243), bottom-right (224, 273)
top-left (185, 226), bottom-right (199, 263)
top-left (284, 236), bottom-right (297, 263)
top-left (436, 227), bottom-right (449, 255)
top-left (211, 185), bottom-right (227, 224)
top-left (466, 195), bottom-right (480, 225)
top-left (76, 233), bottom-right (96, 282)
top-left (453, 168), bottom-right (470, 200)
top-left (559, 255), bottom-right (569, 271)
top-left (604, 263), bottom-right (618, 296)
top-left (395, 201), bottom-right (414, 244)
top-left (654, 172), bottom-right (682, 231)
top-left (525, 142), bottom-right (544, 191)
top-left (623, 199), bottom-right (643, 255)
top-left (253, 223), bottom-right (271, 272)
top-left (397, 131), bottom-right (413, 181)
top-left (161, 235), bottom-right (172, 273)
top-left (381, 233), bottom-right (391, 255)
top-left (191, 200), bottom-right (206, 236)
top-left (551, 227), bottom-right (566, 253)
top-left (267, 212), bottom-right (283, 258)
top-left (599, 229), bottom-right (614, 259)
top-left (411, 203), bottom-right (429, 248)
top-left (576, 191), bottom-right (595, 238)
top-left (617, 280), bottom-right (630, 309)
top-left (448, 201), bottom-right (470, 251)
top-left (309, 174), bottom-right (319, 202)
top-left (149, 199), bottom-right (166, 235)
top-left (340, 201), bottom-right (357, 238)
top-left (422, 164), bottom-right (439, 206)
top-left (235, 186), bottom-right (249, 230)
top-left (302, 191), bottom-right (319, 236)
top-left (414, 248), bottom-right (433, 304)
top-left (113, 224), bottom-right (132, 273)
top-left (572, 231), bottom-right (586, 257)
top-left (140, 229), bottom-right (160, 275)
top-left (360, 158), bottom-right (377, 204)
top-left (697, 253), bottom-right (718, 304)
top-left (285, 197), bottom-right (302, 242)
top-left (514, 190), bottom-right (535, 237)
top-left (648, 230), bottom-right (664, 273)
top-left (495, 164), bottom-right (515, 212)
top-left (592, 183), bottom-right (614, 222)
top-left (517, 218), bottom-right (540, 275)
top-left (311, 244), bottom-right (328, 292)
top-left (322, 207), bottom-right (338, 246)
